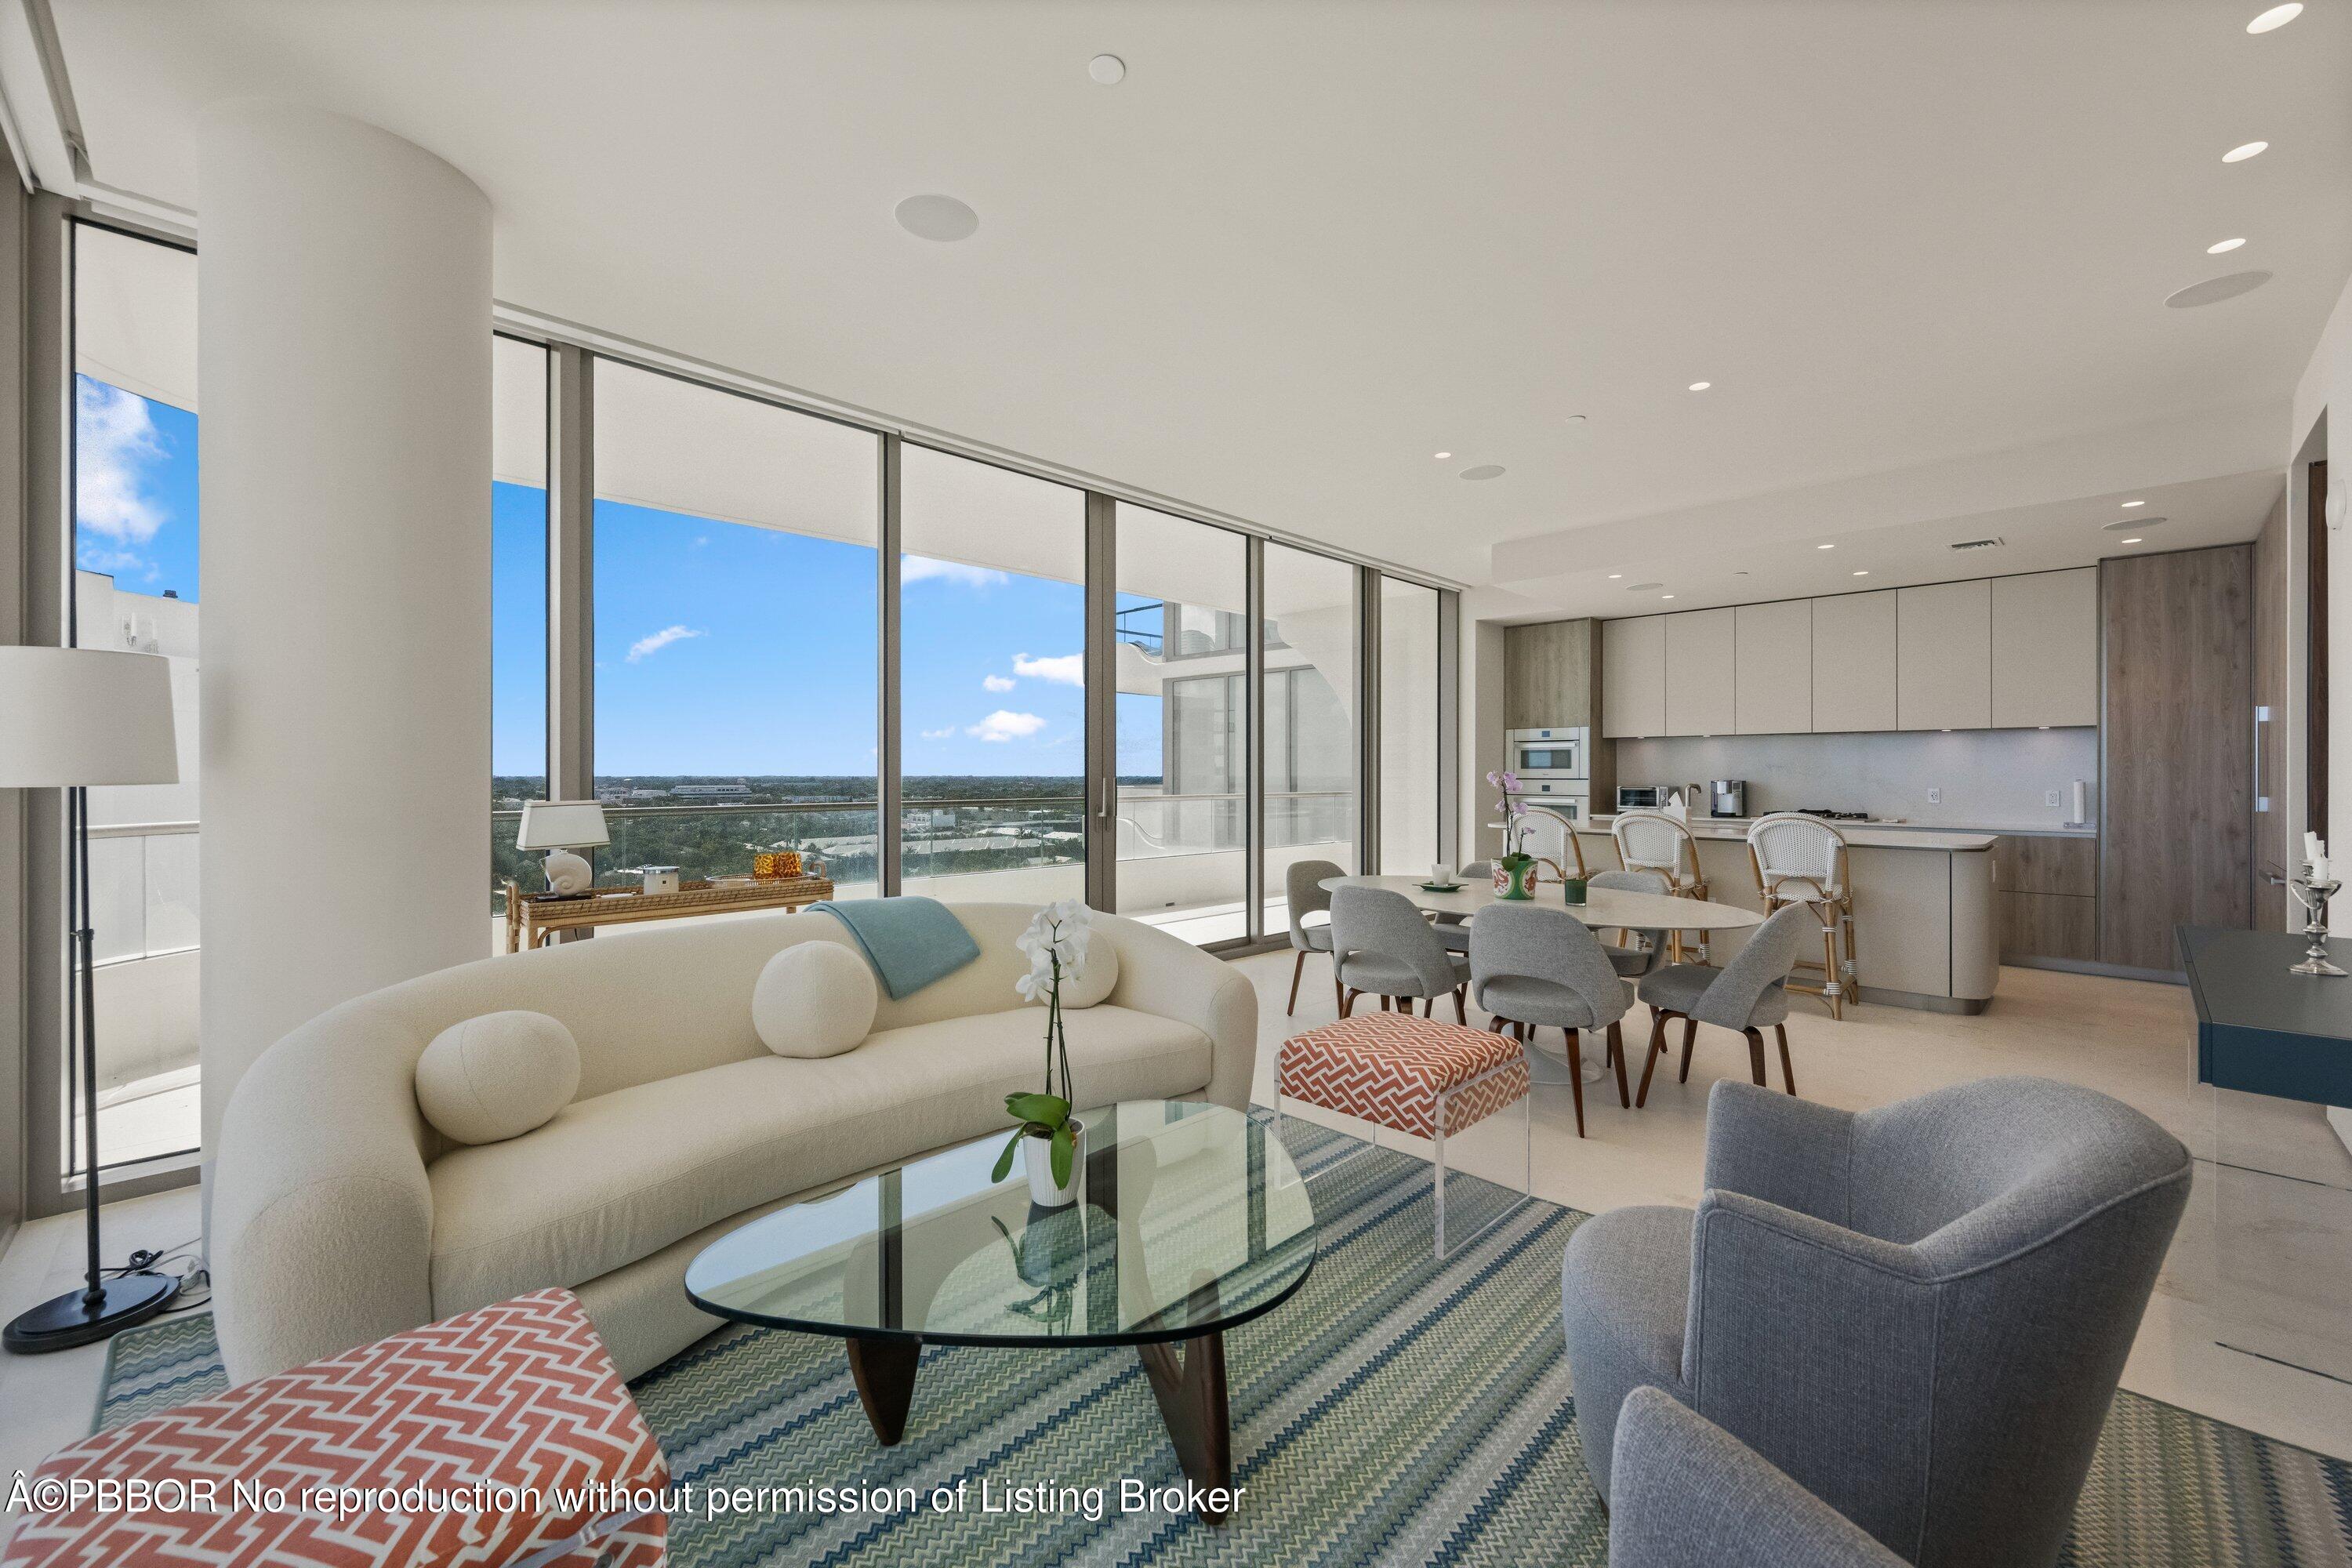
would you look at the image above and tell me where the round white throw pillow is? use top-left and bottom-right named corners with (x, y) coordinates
top-left (753, 940), bottom-right (879, 1058)
top-left (1027, 935), bottom-right (1119, 1010)
top-left (415, 1011), bottom-right (580, 1146)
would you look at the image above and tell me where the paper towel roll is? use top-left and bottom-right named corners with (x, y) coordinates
top-left (2070, 780), bottom-right (2087, 825)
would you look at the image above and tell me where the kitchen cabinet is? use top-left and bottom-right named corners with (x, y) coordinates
top-left (1504, 619), bottom-right (1599, 728)
top-left (1602, 615), bottom-right (1665, 738)
top-left (1809, 590), bottom-right (1898, 731)
top-left (1991, 568), bottom-right (2098, 728)
top-left (1994, 834), bottom-right (2098, 964)
top-left (1664, 608), bottom-right (1736, 735)
top-left (1734, 599), bottom-right (1813, 735)
top-left (1897, 579), bottom-right (1992, 731)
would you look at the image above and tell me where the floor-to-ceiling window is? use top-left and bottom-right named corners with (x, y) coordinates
top-left (898, 445), bottom-right (1088, 901)
top-left (590, 359), bottom-right (883, 900)
top-left (1259, 544), bottom-right (1359, 935)
top-left (488, 336), bottom-right (549, 943)
top-left (1380, 576), bottom-right (1441, 876)
top-left (68, 222), bottom-right (201, 1173)
top-left (1112, 503), bottom-right (1250, 942)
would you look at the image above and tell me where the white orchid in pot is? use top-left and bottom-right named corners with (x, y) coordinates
top-left (993, 898), bottom-right (1093, 1207)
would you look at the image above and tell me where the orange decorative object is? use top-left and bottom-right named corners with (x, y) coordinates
top-left (754, 851), bottom-right (803, 880)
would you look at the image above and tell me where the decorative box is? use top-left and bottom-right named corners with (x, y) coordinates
top-left (641, 866), bottom-right (681, 895)
top-left (753, 851), bottom-right (803, 880)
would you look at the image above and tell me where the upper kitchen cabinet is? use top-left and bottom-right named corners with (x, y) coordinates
top-left (1810, 589), bottom-right (1898, 731)
top-left (1664, 608), bottom-right (1736, 735)
top-left (1897, 579), bottom-right (1992, 731)
top-left (1991, 568), bottom-right (2098, 728)
top-left (1602, 615), bottom-right (1665, 737)
top-left (1503, 619), bottom-right (1600, 728)
top-left (1734, 599), bottom-right (1813, 734)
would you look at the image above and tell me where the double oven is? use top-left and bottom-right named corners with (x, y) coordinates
top-left (1504, 726), bottom-right (1591, 823)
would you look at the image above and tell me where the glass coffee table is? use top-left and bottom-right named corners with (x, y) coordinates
top-left (684, 1099), bottom-right (1318, 1524)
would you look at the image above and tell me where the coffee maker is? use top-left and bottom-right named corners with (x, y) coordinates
top-left (1710, 779), bottom-right (1748, 818)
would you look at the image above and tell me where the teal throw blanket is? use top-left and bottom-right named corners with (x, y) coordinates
top-left (811, 897), bottom-right (982, 1000)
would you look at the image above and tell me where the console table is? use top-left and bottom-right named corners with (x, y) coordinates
top-left (505, 874), bottom-right (834, 953)
top-left (2178, 924), bottom-right (2352, 1109)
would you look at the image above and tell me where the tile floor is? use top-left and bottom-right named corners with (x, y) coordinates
top-left (2, 956), bottom-right (2347, 1534)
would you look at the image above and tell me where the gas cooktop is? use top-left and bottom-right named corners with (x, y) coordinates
top-left (1791, 808), bottom-right (1872, 821)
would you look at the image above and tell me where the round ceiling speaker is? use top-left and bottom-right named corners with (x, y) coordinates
top-left (1459, 464), bottom-right (1506, 481)
top-left (895, 194), bottom-right (980, 242)
top-left (2165, 270), bottom-right (2272, 309)
top-left (1089, 54), bottom-right (1126, 84)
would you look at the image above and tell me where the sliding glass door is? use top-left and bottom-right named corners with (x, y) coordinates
top-left (1379, 576), bottom-right (1442, 876)
top-left (489, 336), bottom-right (548, 948)
top-left (1259, 543), bottom-right (1361, 936)
top-left (897, 445), bottom-right (1087, 902)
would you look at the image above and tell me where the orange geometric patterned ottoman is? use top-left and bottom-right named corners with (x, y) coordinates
top-left (4, 1288), bottom-right (669, 1568)
top-left (1276, 1011), bottom-right (1533, 1260)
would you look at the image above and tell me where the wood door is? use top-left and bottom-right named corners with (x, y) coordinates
top-left (2100, 545), bottom-right (2253, 970)
top-left (2251, 492), bottom-right (2289, 929)
top-left (2310, 459), bottom-right (2329, 845)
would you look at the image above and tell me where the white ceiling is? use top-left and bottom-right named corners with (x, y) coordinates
top-left (38, 0), bottom-right (2352, 591)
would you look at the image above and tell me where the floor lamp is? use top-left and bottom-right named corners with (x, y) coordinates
top-left (2, 646), bottom-right (184, 1353)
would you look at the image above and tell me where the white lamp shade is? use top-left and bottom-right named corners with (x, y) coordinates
top-left (517, 799), bottom-right (610, 850)
top-left (0, 647), bottom-right (179, 786)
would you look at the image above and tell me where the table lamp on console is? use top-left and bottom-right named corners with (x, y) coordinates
top-left (1, 646), bottom-right (183, 1352)
top-left (517, 799), bottom-right (609, 895)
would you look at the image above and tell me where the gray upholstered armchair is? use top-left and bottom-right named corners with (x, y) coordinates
top-left (1609, 1388), bottom-right (1904, 1568)
top-left (1468, 901), bottom-right (1633, 1137)
top-left (1330, 884), bottom-right (1471, 1020)
top-left (1564, 1076), bottom-right (2191, 1568)
top-left (1283, 858), bottom-right (1344, 1016)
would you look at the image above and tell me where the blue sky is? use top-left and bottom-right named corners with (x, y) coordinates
top-left (86, 376), bottom-right (1160, 784)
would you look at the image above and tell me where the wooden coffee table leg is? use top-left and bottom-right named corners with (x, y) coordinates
top-left (1137, 1330), bottom-right (1233, 1525)
top-left (846, 1335), bottom-right (921, 1446)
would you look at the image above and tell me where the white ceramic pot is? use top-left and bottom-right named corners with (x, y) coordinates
top-left (1023, 1119), bottom-right (1086, 1208)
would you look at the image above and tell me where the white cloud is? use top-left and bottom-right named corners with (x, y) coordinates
top-left (903, 555), bottom-right (1009, 588)
top-left (920, 725), bottom-right (958, 739)
top-left (1012, 652), bottom-right (1083, 687)
top-left (967, 710), bottom-right (1047, 743)
top-left (626, 624), bottom-right (704, 662)
top-left (982, 673), bottom-right (1016, 692)
top-left (75, 381), bottom-right (167, 546)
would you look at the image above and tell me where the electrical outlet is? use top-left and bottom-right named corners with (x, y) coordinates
top-left (2046, 789), bottom-right (2060, 808)
top-left (1927, 787), bottom-right (1941, 805)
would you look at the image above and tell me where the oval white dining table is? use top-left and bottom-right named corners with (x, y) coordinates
top-left (1316, 873), bottom-right (1762, 934)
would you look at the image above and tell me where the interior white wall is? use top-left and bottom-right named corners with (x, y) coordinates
top-left (1613, 728), bottom-right (2100, 830)
top-left (197, 103), bottom-right (491, 1166)
top-left (2292, 269), bottom-right (2348, 924)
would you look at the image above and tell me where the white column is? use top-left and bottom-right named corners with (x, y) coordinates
top-left (198, 103), bottom-right (491, 1162)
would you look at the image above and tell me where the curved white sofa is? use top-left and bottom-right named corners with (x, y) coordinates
top-left (211, 902), bottom-right (1254, 1384)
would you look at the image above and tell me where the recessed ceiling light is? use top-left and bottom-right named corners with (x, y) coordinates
top-left (1853, 570), bottom-right (1871, 576)
top-left (2247, 3), bottom-right (2302, 32)
top-left (1564, 414), bottom-right (1589, 425)
top-left (1661, 594), bottom-right (1676, 600)
top-left (2121, 499), bottom-right (2145, 507)
top-left (1433, 452), bottom-right (1452, 459)
top-left (2122, 537), bottom-right (2144, 544)
top-left (1088, 53), bottom-right (1127, 84)
top-left (2166, 270), bottom-right (2273, 308)
top-left (1687, 381), bottom-right (1711, 392)
top-left (2208, 237), bottom-right (2247, 254)
top-left (1459, 463), bottom-right (1505, 481)
top-left (1607, 573), bottom-right (1624, 579)
top-left (2223, 140), bottom-right (2268, 162)
top-left (1817, 543), bottom-right (1835, 550)
top-left (895, 193), bottom-right (979, 241)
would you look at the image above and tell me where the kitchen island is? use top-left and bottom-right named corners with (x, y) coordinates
top-left (1576, 815), bottom-right (2000, 1013)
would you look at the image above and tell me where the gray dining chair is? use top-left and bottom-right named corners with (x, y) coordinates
top-left (1587, 868), bottom-right (1669, 978)
top-left (1330, 884), bottom-right (1471, 1022)
top-left (1608, 1388), bottom-right (1905, 1568)
top-left (1565, 1076), bottom-right (2191, 1568)
top-left (1283, 858), bottom-right (1345, 1016)
top-left (1468, 902), bottom-right (1634, 1138)
top-left (1633, 902), bottom-right (1813, 1105)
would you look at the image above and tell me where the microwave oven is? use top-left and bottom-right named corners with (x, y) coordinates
top-left (1617, 786), bottom-right (1667, 811)
top-left (1506, 726), bottom-right (1588, 779)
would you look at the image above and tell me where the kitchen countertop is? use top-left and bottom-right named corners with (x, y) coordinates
top-left (1584, 812), bottom-right (2094, 841)
top-left (1581, 814), bottom-right (1999, 851)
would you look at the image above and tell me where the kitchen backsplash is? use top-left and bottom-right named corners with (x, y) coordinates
top-left (1613, 728), bottom-right (2099, 827)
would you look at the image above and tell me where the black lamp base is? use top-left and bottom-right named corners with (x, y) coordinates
top-left (3, 1270), bottom-right (180, 1355)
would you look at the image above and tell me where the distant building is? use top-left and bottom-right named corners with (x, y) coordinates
top-left (672, 783), bottom-right (752, 797)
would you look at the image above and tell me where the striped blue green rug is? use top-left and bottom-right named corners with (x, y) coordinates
top-left (99, 1120), bottom-right (2352, 1566)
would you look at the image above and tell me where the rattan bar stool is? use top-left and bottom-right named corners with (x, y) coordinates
top-left (1611, 809), bottom-right (1710, 963)
top-left (1747, 811), bottom-right (1859, 1020)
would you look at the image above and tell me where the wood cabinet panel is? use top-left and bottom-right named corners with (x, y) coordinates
top-left (2100, 545), bottom-right (2252, 971)
top-left (2000, 892), bottom-right (2099, 963)
top-left (1504, 619), bottom-right (1598, 728)
top-left (1810, 590), bottom-right (1898, 731)
top-left (1602, 615), bottom-right (1665, 738)
top-left (1664, 608), bottom-right (1736, 736)
top-left (1734, 600), bottom-right (1813, 735)
top-left (1897, 579), bottom-right (1993, 731)
top-left (1994, 835), bottom-right (2096, 896)
top-left (1991, 568), bottom-right (2098, 728)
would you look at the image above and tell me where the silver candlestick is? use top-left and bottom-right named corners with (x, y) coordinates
top-left (2285, 871), bottom-right (2346, 976)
